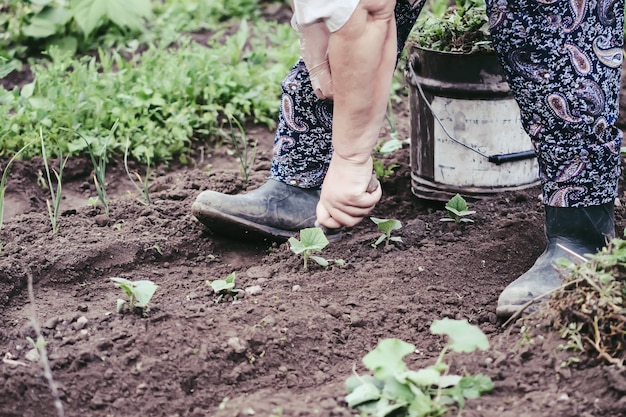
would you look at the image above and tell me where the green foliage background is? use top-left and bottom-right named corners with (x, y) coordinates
top-left (0, 0), bottom-right (297, 163)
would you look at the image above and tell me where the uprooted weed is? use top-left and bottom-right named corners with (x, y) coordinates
top-left (545, 237), bottom-right (626, 365)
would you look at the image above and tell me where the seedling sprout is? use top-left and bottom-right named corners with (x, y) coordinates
top-left (288, 227), bottom-right (329, 270)
top-left (371, 217), bottom-right (403, 248)
top-left (40, 129), bottom-right (68, 234)
top-left (111, 277), bottom-right (159, 315)
top-left (441, 193), bottom-right (476, 224)
top-left (207, 272), bottom-right (243, 302)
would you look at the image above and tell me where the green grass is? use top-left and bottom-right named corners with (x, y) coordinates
top-left (0, 19), bottom-right (298, 163)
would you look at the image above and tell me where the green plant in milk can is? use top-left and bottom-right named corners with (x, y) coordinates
top-left (411, 0), bottom-right (492, 53)
top-left (441, 194), bottom-right (475, 224)
top-left (345, 319), bottom-right (493, 417)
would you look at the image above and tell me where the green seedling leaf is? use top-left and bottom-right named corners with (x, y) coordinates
top-left (345, 374), bottom-right (384, 393)
top-left (381, 376), bottom-right (415, 406)
top-left (23, 17), bottom-right (58, 38)
top-left (430, 318), bottom-right (489, 353)
top-left (206, 272), bottom-right (242, 302)
top-left (378, 137), bottom-right (409, 156)
top-left (438, 374), bottom-right (463, 388)
top-left (442, 194), bottom-right (476, 224)
top-left (362, 338), bottom-right (415, 380)
top-left (373, 399), bottom-right (406, 416)
top-left (405, 367), bottom-right (441, 387)
top-left (288, 228), bottom-right (329, 270)
top-left (71, 0), bottom-right (151, 38)
top-left (309, 255), bottom-right (329, 267)
top-left (407, 390), bottom-right (438, 416)
top-left (371, 217), bottom-right (402, 234)
top-left (110, 277), bottom-right (134, 298)
top-left (131, 280), bottom-right (159, 308)
top-left (289, 227), bottom-right (329, 253)
top-left (105, 0), bottom-right (152, 33)
top-left (371, 217), bottom-right (403, 248)
top-left (345, 381), bottom-right (382, 408)
top-left (208, 272), bottom-right (236, 293)
top-left (110, 277), bottom-right (159, 311)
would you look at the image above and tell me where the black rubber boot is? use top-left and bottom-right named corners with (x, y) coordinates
top-left (191, 179), bottom-right (333, 241)
top-left (496, 202), bottom-right (615, 318)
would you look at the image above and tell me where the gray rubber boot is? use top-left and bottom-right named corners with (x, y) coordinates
top-left (191, 179), bottom-right (331, 241)
top-left (496, 202), bottom-right (615, 318)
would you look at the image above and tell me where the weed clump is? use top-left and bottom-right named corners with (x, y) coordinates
top-left (546, 237), bottom-right (626, 365)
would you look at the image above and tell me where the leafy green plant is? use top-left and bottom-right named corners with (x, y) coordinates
top-left (124, 138), bottom-right (151, 205)
top-left (154, 0), bottom-right (261, 34)
top-left (223, 113), bottom-right (257, 183)
top-left (110, 277), bottom-right (159, 314)
top-left (0, 0), bottom-right (152, 60)
top-left (371, 217), bottom-right (403, 248)
top-left (76, 123), bottom-right (117, 216)
top-left (288, 227), bottom-right (330, 270)
top-left (0, 21), bottom-right (298, 163)
top-left (410, 0), bottom-right (492, 53)
top-left (40, 129), bottom-right (68, 234)
top-left (372, 100), bottom-right (408, 180)
top-left (345, 319), bottom-right (493, 417)
top-left (373, 158), bottom-right (398, 181)
top-left (206, 272), bottom-right (244, 302)
top-left (441, 194), bottom-right (475, 224)
top-left (380, 99), bottom-right (410, 156)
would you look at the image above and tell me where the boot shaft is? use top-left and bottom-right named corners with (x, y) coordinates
top-left (544, 202), bottom-right (615, 252)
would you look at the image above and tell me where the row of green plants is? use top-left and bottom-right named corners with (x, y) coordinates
top-left (0, 126), bottom-right (148, 251)
top-left (0, 0), bottom-right (283, 62)
top-left (115, 269), bottom-right (495, 415)
top-left (37, 227), bottom-right (626, 416)
top-left (131, 230), bottom-right (626, 415)
top-left (0, 0), bottom-right (297, 164)
top-left (0, 21), bottom-right (298, 163)
top-left (0, 128), bottom-right (476, 252)
top-left (112, 205), bottom-right (475, 308)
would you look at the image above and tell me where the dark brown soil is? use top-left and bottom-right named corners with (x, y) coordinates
top-left (1, 54), bottom-right (626, 417)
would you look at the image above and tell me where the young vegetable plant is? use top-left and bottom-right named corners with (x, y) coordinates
top-left (288, 227), bottom-right (330, 270)
top-left (72, 123), bottom-right (117, 216)
top-left (371, 217), bottom-right (403, 248)
top-left (206, 272), bottom-right (243, 302)
top-left (124, 138), bottom-right (152, 205)
top-left (223, 113), bottom-right (257, 183)
top-left (441, 193), bottom-right (476, 224)
top-left (345, 319), bottom-right (494, 417)
top-left (40, 129), bottom-right (68, 234)
top-left (110, 277), bottom-right (159, 315)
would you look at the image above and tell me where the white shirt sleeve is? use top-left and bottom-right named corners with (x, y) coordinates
top-left (292, 0), bottom-right (360, 32)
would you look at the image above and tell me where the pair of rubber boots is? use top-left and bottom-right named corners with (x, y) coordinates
top-left (191, 179), bottom-right (615, 318)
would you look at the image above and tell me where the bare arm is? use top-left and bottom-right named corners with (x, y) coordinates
top-left (316, 0), bottom-right (397, 228)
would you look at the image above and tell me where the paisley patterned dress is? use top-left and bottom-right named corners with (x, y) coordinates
top-left (270, 0), bottom-right (624, 208)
